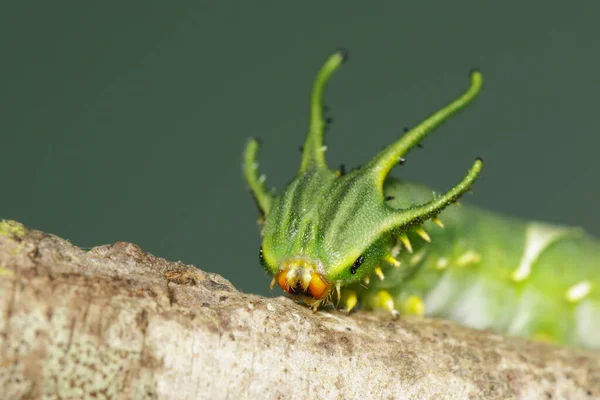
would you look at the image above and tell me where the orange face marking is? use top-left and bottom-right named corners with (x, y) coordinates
top-left (276, 270), bottom-right (290, 292)
top-left (307, 272), bottom-right (330, 299)
top-left (275, 268), bottom-right (332, 300)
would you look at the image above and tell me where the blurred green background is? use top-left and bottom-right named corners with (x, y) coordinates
top-left (1, 2), bottom-right (598, 297)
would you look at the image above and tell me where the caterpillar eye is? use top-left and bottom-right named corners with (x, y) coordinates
top-left (350, 255), bottom-right (365, 274)
top-left (259, 245), bottom-right (265, 265)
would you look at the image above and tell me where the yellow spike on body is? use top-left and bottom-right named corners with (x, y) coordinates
top-left (384, 254), bottom-right (401, 268)
top-left (415, 227), bottom-right (431, 243)
top-left (336, 282), bottom-right (342, 307)
top-left (399, 234), bottom-right (413, 253)
top-left (432, 217), bottom-right (444, 228)
top-left (455, 250), bottom-right (481, 267)
top-left (410, 249), bottom-right (427, 266)
top-left (344, 291), bottom-right (358, 313)
top-left (374, 266), bottom-right (385, 280)
top-left (363, 276), bottom-right (370, 285)
top-left (435, 257), bottom-right (450, 270)
top-left (270, 277), bottom-right (276, 290)
top-left (390, 240), bottom-right (401, 257)
top-left (401, 295), bottom-right (425, 317)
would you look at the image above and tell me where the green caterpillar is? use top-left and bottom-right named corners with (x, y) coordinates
top-left (243, 50), bottom-right (600, 349)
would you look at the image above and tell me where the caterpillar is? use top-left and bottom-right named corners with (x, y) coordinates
top-left (243, 50), bottom-right (600, 349)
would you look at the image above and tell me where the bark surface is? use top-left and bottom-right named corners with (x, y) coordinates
top-left (0, 219), bottom-right (599, 399)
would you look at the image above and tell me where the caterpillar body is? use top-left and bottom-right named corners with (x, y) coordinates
top-left (243, 50), bottom-right (599, 349)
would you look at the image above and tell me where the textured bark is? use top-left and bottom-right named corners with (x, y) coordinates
top-left (0, 220), bottom-right (598, 400)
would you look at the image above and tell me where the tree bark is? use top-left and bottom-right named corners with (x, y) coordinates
top-left (0, 219), bottom-right (598, 400)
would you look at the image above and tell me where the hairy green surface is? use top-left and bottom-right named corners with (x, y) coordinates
top-left (243, 51), bottom-right (599, 348)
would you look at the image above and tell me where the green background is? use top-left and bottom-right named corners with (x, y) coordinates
top-left (2, 2), bottom-right (598, 297)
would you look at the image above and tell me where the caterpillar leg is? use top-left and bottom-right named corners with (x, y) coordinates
top-left (400, 295), bottom-right (425, 317)
top-left (366, 290), bottom-right (400, 318)
top-left (339, 290), bottom-right (358, 313)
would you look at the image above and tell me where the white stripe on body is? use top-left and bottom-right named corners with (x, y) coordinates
top-left (511, 223), bottom-right (571, 282)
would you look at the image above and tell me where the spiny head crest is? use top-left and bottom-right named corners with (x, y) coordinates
top-left (243, 50), bottom-right (483, 302)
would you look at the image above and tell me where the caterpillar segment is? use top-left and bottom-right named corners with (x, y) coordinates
top-left (372, 180), bottom-right (600, 349)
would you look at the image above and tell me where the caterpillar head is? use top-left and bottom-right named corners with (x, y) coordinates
top-left (244, 50), bottom-right (483, 308)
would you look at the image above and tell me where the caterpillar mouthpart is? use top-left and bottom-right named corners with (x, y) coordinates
top-left (275, 267), bottom-right (332, 301)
